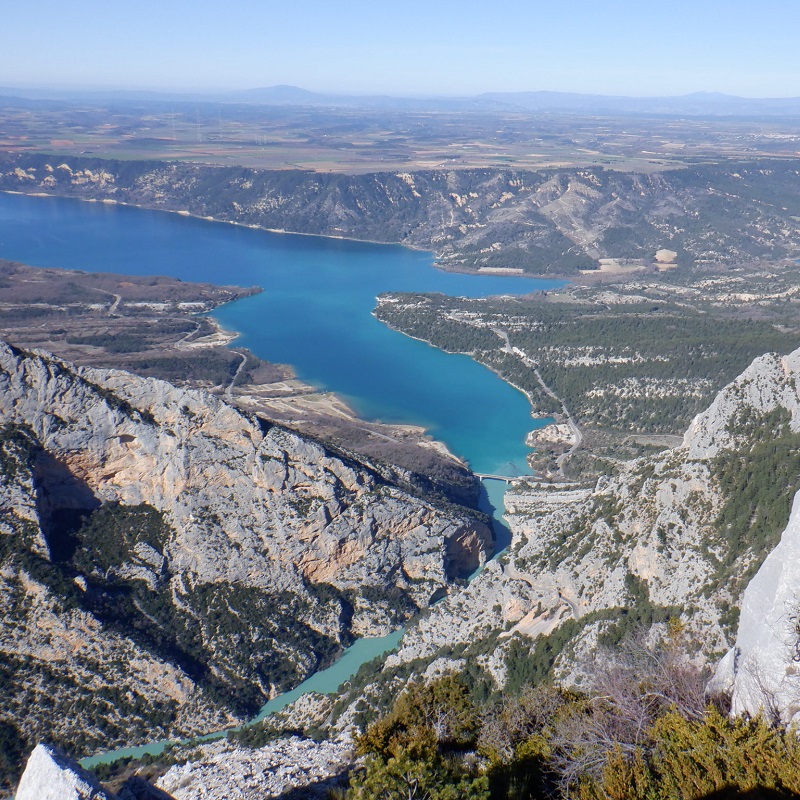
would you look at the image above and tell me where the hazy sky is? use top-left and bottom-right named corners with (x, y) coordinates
top-left (3, 0), bottom-right (799, 97)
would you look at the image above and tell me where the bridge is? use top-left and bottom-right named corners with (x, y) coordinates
top-left (474, 473), bottom-right (536, 484)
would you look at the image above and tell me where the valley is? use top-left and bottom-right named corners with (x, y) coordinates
top-left (0, 340), bottom-right (492, 791)
top-left (5, 103), bottom-right (800, 799)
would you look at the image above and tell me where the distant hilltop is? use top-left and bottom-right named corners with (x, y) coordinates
top-left (4, 84), bottom-right (800, 116)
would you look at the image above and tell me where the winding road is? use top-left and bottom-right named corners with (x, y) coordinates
top-left (493, 328), bottom-right (583, 474)
top-left (225, 350), bottom-right (248, 399)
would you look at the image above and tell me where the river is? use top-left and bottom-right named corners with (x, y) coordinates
top-left (0, 191), bottom-right (561, 764)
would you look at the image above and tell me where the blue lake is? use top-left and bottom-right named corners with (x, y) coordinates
top-left (0, 192), bottom-right (563, 475)
top-left (0, 191), bottom-right (563, 764)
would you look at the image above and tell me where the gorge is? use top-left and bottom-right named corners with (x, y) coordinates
top-left (6, 153), bottom-right (800, 798)
top-left (0, 187), bottom-right (560, 791)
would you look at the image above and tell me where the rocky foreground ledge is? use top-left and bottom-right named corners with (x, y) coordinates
top-left (14, 738), bottom-right (351, 800)
top-left (16, 744), bottom-right (122, 800)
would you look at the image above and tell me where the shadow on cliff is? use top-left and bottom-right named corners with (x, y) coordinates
top-left (116, 775), bottom-right (176, 799)
top-left (272, 769), bottom-right (350, 800)
top-left (32, 447), bottom-right (100, 562)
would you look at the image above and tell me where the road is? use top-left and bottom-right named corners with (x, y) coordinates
top-left (88, 286), bottom-right (122, 317)
top-left (493, 328), bottom-right (583, 475)
top-left (225, 350), bottom-right (248, 399)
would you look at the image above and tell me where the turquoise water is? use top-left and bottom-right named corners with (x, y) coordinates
top-left (79, 629), bottom-right (405, 769)
top-left (79, 483), bottom-right (509, 769)
top-left (0, 191), bottom-right (559, 766)
top-left (0, 192), bottom-right (563, 475)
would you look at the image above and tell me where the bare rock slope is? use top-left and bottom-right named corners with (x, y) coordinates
top-left (334, 346), bottom-right (800, 720)
top-left (712, 490), bottom-right (800, 724)
top-left (0, 341), bottom-right (490, 782)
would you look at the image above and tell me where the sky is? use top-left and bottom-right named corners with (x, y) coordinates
top-left (2, 0), bottom-right (799, 98)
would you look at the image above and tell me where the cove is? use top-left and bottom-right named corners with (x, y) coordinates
top-left (0, 192), bottom-right (563, 475)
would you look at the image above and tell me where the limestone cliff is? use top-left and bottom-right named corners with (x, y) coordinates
top-left (332, 346), bottom-right (800, 723)
top-left (0, 341), bottom-right (490, 786)
top-left (712, 490), bottom-right (800, 724)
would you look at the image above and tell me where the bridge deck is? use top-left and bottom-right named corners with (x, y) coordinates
top-left (475, 473), bottom-right (534, 483)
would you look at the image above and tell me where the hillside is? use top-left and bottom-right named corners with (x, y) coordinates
top-left (374, 287), bottom-right (800, 474)
top-left (23, 342), bottom-right (800, 799)
top-left (325, 345), bottom-right (800, 729)
top-left (3, 154), bottom-right (800, 275)
top-left (0, 341), bottom-right (491, 790)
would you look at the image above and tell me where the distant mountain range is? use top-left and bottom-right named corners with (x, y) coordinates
top-left (3, 84), bottom-right (800, 116)
top-left (478, 90), bottom-right (800, 116)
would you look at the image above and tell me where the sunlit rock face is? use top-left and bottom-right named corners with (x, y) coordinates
top-left (15, 744), bottom-right (115, 800)
top-left (712, 491), bottom-right (800, 723)
top-left (0, 341), bottom-right (490, 605)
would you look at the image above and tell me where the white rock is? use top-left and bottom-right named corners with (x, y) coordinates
top-left (156, 736), bottom-right (352, 800)
top-left (16, 743), bottom-right (115, 800)
top-left (711, 490), bottom-right (800, 723)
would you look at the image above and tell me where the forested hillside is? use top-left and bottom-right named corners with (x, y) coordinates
top-left (3, 154), bottom-right (800, 274)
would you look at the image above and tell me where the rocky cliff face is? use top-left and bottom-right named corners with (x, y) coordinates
top-left (712, 489), bottom-right (800, 724)
top-left (331, 346), bottom-right (800, 723)
top-left (15, 344), bottom-right (800, 798)
top-left (0, 341), bottom-right (490, 785)
top-left (3, 154), bottom-right (800, 274)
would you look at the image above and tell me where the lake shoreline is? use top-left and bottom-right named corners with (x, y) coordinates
top-left (1, 189), bottom-right (590, 284)
top-left (371, 307), bottom-right (557, 469)
top-left (2, 189), bottom-right (561, 472)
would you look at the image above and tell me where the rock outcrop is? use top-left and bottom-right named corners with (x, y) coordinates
top-left (712, 490), bottom-right (800, 723)
top-left (15, 744), bottom-right (114, 800)
top-left (15, 743), bottom-right (174, 800)
top-left (0, 341), bottom-right (490, 783)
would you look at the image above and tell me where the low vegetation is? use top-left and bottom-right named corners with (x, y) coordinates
top-left (376, 292), bottom-right (800, 475)
top-left (377, 294), bottom-right (800, 436)
top-left (343, 628), bottom-right (800, 799)
top-left (708, 407), bottom-right (800, 597)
